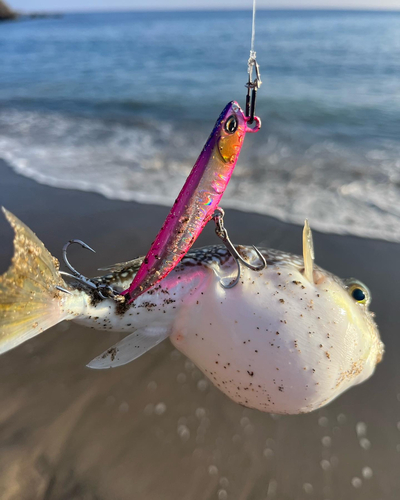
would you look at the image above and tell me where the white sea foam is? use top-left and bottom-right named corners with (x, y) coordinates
top-left (1, 109), bottom-right (400, 243)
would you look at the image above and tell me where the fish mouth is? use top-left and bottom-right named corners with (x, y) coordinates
top-left (365, 311), bottom-right (384, 365)
top-left (375, 339), bottom-right (385, 364)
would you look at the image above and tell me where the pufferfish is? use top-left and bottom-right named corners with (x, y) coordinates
top-left (0, 209), bottom-right (383, 414)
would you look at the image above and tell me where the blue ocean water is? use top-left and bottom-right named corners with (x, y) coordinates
top-left (1, 10), bottom-right (400, 240)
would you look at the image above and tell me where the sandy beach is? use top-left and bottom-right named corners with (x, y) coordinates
top-left (0, 158), bottom-right (399, 499)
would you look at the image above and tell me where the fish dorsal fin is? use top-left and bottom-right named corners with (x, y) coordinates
top-left (86, 325), bottom-right (170, 369)
top-left (302, 219), bottom-right (315, 284)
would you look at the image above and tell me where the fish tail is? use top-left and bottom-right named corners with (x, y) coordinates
top-left (0, 208), bottom-right (74, 355)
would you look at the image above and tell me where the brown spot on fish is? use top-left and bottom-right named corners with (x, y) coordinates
top-left (102, 347), bottom-right (117, 361)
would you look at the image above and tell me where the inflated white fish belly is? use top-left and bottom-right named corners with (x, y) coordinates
top-left (170, 260), bottom-right (383, 414)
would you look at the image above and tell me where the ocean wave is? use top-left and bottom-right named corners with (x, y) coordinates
top-left (1, 108), bottom-right (400, 243)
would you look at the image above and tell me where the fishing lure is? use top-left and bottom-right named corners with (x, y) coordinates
top-left (122, 101), bottom-right (261, 304)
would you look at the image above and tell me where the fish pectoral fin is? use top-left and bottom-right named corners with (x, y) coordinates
top-left (86, 325), bottom-right (171, 370)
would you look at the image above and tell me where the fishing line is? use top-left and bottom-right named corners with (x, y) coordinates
top-left (245, 0), bottom-right (262, 123)
top-left (250, 0), bottom-right (257, 56)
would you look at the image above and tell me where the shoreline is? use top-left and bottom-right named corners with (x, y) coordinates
top-left (0, 158), bottom-right (399, 498)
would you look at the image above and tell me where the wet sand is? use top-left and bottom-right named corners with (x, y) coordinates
top-left (0, 158), bottom-right (399, 500)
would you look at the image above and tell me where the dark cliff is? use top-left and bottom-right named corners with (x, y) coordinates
top-left (0, 0), bottom-right (17, 21)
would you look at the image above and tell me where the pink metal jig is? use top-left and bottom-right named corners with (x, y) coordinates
top-left (122, 101), bottom-right (260, 303)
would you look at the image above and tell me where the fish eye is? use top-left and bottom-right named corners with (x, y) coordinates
top-left (225, 115), bottom-right (238, 134)
top-left (345, 279), bottom-right (371, 306)
top-left (352, 288), bottom-right (366, 302)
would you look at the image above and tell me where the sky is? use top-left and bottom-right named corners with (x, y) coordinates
top-left (9, 0), bottom-right (400, 12)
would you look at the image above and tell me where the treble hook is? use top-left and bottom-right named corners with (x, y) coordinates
top-left (59, 240), bottom-right (117, 299)
top-left (212, 208), bottom-right (266, 289)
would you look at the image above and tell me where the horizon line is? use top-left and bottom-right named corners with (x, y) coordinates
top-left (17, 6), bottom-right (400, 14)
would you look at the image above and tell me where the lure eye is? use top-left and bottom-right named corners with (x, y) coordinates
top-left (345, 280), bottom-right (370, 306)
top-left (225, 115), bottom-right (238, 134)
